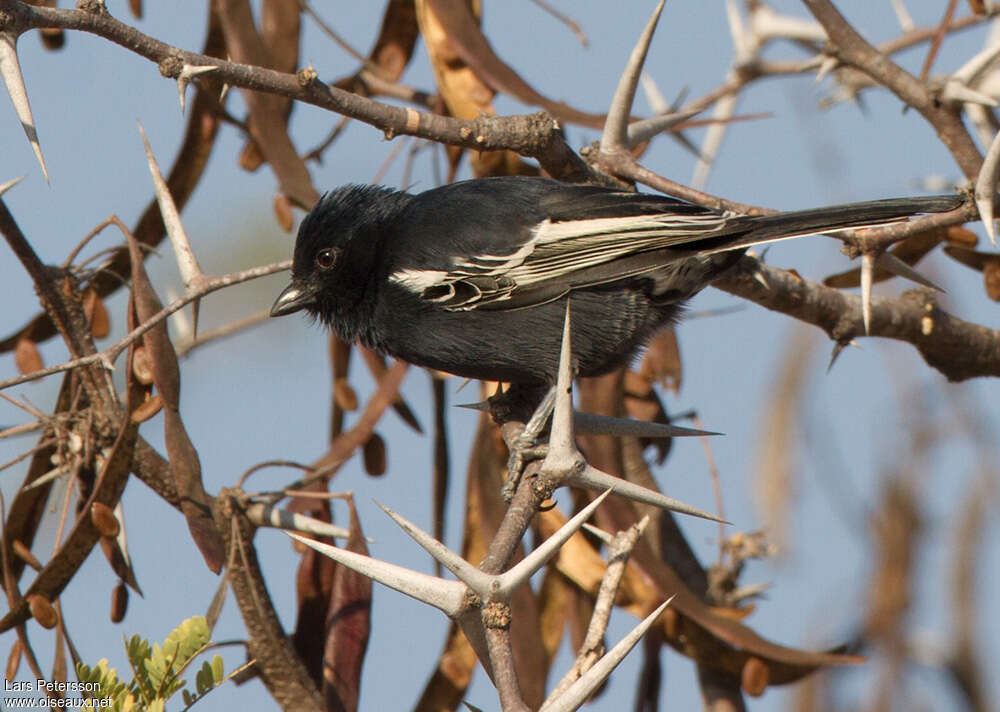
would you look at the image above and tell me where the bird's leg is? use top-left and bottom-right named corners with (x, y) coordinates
top-left (501, 387), bottom-right (557, 501)
top-left (487, 384), bottom-right (555, 501)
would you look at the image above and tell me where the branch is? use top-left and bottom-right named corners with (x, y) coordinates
top-left (713, 255), bottom-right (1000, 381)
top-left (1, 0), bottom-right (590, 180)
top-left (801, 0), bottom-right (983, 180)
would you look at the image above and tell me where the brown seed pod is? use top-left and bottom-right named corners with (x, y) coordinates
top-left (274, 193), bottom-right (294, 232)
top-left (27, 594), bottom-right (58, 629)
top-left (110, 582), bottom-right (128, 623)
top-left (661, 606), bottom-right (680, 639)
top-left (6, 638), bottom-right (22, 680)
top-left (11, 540), bottom-right (42, 571)
top-left (131, 393), bottom-right (164, 423)
top-left (363, 433), bottom-right (387, 476)
top-left (131, 345), bottom-right (154, 385)
top-left (334, 378), bottom-right (359, 411)
top-left (84, 287), bottom-right (111, 338)
top-left (14, 337), bottom-right (43, 376)
top-left (983, 260), bottom-right (1000, 301)
top-left (740, 656), bottom-right (770, 697)
top-left (90, 502), bottom-right (120, 537)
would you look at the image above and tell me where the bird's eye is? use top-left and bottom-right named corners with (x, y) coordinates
top-left (315, 248), bottom-right (338, 270)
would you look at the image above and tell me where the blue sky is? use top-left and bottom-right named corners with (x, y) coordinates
top-left (1, 1), bottom-right (997, 710)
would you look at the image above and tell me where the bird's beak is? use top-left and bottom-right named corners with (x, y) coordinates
top-left (270, 282), bottom-right (316, 317)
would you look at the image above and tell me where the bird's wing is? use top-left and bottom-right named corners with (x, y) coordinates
top-left (387, 179), bottom-right (730, 311)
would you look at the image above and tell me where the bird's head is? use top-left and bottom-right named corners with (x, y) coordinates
top-left (270, 184), bottom-right (404, 323)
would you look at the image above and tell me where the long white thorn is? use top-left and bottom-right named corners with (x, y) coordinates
top-left (0, 34), bottom-right (48, 182)
top-left (860, 253), bottom-right (875, 335)
top-left (138, 122), bottom-right (205, 332)
top-left (975, 127), bottom-right (1000, 246)
top-left (0, 175), bottom-right (25, 197)
top-left (539, 598), bottom-right (674, 712)
top-left (600, 0), bottom-right (667, 153)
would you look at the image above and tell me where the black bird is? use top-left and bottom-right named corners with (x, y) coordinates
top-left (270, 176), bottom-right (960, 384)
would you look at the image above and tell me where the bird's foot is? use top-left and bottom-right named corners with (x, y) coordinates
top-left (491, 385), bottom-right (557, 502)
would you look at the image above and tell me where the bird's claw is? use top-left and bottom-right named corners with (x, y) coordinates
top-left (502, 443), bottom-right (549, 502)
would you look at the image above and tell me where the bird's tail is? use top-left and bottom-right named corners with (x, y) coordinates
top-left (699, 194), bottom-right (963, 254)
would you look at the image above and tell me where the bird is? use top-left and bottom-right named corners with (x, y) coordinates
top-left (270, 176), bottom-right (961, 385)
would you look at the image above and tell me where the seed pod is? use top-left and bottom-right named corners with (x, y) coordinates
top-left (6, 638), bottom-right (22, 679)
top-left (274, 194), bottom-right (294, 232)
top-left (90, 502), bottom-right (120, 537)
top-left (741, 656), bottom-right (769, 697)
top-left (110, 582), bottom-right (128, 623)
top-left (131, 394), bottom-right (164, 423)
top-left (12, 540), bottom-right (42, 571)
top-left (363, 433), bottom-right (387, 476)
top-left (14, 337), bottom-right (43, 376)
top-left (131, 345), bottom-right (154, 385)
top-left (334, 379), bottom-right (359, 411)
top-left (27, 594), bottom-right (57, 629)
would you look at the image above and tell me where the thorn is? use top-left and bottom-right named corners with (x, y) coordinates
top-left (827, 339), bottom-right (851, 373)
top-left (571, 465), bottom-right (727, 524)
top-left (724, 0), bottom-right (749, 63)
top-left (691, 92), bottom-right (737, 190)
top-left (455, 400), bottom-right (490, 411)
top-left (454, 377), bottom-right (473, 393)
top-left (546, 302), bottom-right (576, 460)
top-left (573, 412), bottom-right (721, 438)
top-left (939, 79), bottom-right (998, 107)
top-left (860, 253), bottom-right (875, 335)
top-left (815, 55), bottom-right (838, 82)
top-left (752, 262), bottom-right (770, 289)
top-left (0, 175), bottom-right (25, 197)
top-left (640, 72), bottom-right (670, 114)
top-left (626, 108), bottom-right (702, 148)
top-left (581, 522), bottom-right (614, 545)
top-left (538, 598), bottom-right (674, 712)
top-left (875, 252), bottom-right (945, 292)
top-left (0, 33), bottom-right (48, 182)
top-left (176, 64), bottom-right (218, 115)
top-left (975, 127), bottom-right (1000, 246)
top-left (749, 4), bottom-right (826, 44)
top-left (599, 0), bottom-right (666, 153)
top-left (950, 39), bottom-right (1000, 87)
top-left (888, 0), bottom-right (915, 32)
top-left (138, 122), bottom-right (205, 335)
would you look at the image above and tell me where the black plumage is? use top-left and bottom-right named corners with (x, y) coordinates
top-left (271, 176), bottom-right (961, 384)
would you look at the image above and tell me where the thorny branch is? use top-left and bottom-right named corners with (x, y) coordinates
top-left (1, 1), bottom-right (999, 711)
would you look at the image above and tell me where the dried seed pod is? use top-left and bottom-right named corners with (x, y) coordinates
top-left (984, 260), bottom-right (1000, 301)
top-left (131, 345), bottom-right (154, 385)
top-left (274, 193), bottom-right (294, 232)
top-left (131, 393), bottom-right (164, 423)
top-left (110, 582), bottom-right (128, 623)
top-left (334, 379), bottom-right (359, 411)
top-left (83, 287), bottom-right (111, 338)
top-left (90, 502), bottom-right (120, 537)
top-left (11, 540), bottom-right (42, 571)
top-left (14, 337), bottom-right (43, 376)
top-left (363, 433), bottom-right (387, 476)
top-left (741, 656), bottom-right (769, 697)
top-left (6, 638), bottom-right (22, 679)
top-left (661, 606), bottom-right (680, 639)
top-left (27, 594), bottom-right (57, 629)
